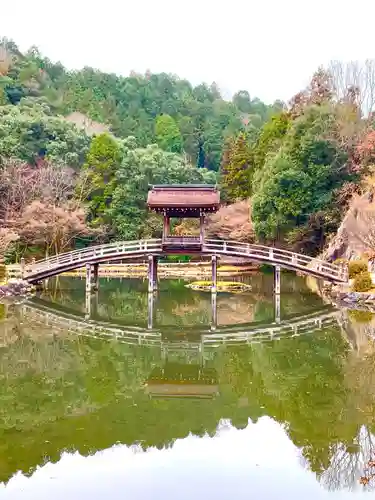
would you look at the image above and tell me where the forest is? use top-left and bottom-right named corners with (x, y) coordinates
top-left (1, 36), bottom-right (375, 261)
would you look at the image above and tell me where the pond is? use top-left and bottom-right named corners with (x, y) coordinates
top-left (0, 272), bottom-right (375, 499)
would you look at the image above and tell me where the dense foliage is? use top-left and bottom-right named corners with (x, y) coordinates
top-left (220, 66), bottom-right (375, 254)
top-left (0, 38), bottom-right (278, 171)
top-left (1, 36), bottom-right (375, 258)
top-left (0, 37), bottom-right (279, 257)
top-left (0, 99), bottom-right (90, 166)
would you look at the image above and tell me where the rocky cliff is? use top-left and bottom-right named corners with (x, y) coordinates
top-left (323, 190), bottom-right (375, 261)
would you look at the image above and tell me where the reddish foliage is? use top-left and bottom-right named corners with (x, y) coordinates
top-left (206, 200), bottom-right (254, 242)
top-left (15, 200), bottom-right (92, 256)
top-left (356, 130), bottom-right (375, 166)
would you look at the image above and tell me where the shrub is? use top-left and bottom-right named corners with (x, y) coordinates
top-left (348, 309), bottom-right (374, 323)
top-left (349, 260), bottom-right (368, 279)
top-left (164, 255), bottom-right (191, 263)
top-left (352, 271), bottom-right (373, 292)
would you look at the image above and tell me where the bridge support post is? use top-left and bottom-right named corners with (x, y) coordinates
top-left (211, 289), bottom-right (217, 331)
top-left (85, 290), bottom-right (91, 320)
top-left (20, 257), bottom-right (25, 279)
top-left (153, 256), bottom-right (158, 291)
top-left (85, 263), bottom-right (92, 293)
top-left (148, 255), bottom-right (158, 292)
top-left (274, 265), bottom-right (281, 294)
top-left (274, 265), bottom-right (281, 324)
top-left (274, 293), bottom-right (281, 324)
top-left (147, 291), bottom-right (155, 330)
top-left (211, 255), bottom-right (218, 293)
top-left (93, 264), bottom-right (99, 291)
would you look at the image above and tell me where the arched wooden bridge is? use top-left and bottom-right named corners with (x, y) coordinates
top-left (24, 239), bottom-right (348, 284)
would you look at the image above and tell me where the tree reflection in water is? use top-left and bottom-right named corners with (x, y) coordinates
top-left (0, 275), bottom-right (375, 493)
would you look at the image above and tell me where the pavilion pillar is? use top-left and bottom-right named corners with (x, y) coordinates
top-left (211, 255), bottom-right (218, 293)
top-left (163, 216), bottom-right (170, 240)
top-left (200, 214), bottom-right (205, 245)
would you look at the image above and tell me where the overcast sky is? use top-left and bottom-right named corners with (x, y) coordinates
top-left (1, 0), bottom-right (375, 103)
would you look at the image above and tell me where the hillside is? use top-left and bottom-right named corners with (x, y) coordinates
top-left (1, 36), bottom-right (375, 263)
top-left (0, 38), bottom-right (280, 171)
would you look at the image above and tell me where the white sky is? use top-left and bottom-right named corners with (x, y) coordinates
top-left (1, 0), bottom-right (375, 103)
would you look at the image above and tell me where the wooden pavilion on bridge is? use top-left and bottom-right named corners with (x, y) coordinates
top-left (147, 184), bottom-right (220, 252)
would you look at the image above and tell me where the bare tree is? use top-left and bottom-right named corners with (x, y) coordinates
top-left (0, 160), bottom-right (76, 224)
top-left (329, 60), bottom-right (375, 115)
top-left (320, 426), bottom-right (375, 491)
top-left (15, 200), bottom-right (93, 257)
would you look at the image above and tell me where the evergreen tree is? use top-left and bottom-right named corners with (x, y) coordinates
top-left (80, 133), bottom-right (122, 226)
top-left (220, 133), bottom-right (252, 202)
top-left (155, 114), bottom-right (183, 153)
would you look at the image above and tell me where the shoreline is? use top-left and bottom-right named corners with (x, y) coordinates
top-left (7, 262), bottom-right (258, 280)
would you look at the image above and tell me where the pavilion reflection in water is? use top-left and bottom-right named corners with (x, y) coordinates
top-left (145, 330), bottom-right (219, 399)
top-left (145, 362), bottom-right (219, 399)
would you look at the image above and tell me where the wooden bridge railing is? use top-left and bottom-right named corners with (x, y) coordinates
top-left (203, 240), bottom-right (348, 283)
top-left (24, 239), bottom-right (163, 274)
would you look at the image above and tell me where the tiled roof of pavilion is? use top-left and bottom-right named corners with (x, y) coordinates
top-left (147, 185), bottom-right (220, 210)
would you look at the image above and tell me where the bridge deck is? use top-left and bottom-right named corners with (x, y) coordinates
top-left (23, 239), bottom-right (348, 284)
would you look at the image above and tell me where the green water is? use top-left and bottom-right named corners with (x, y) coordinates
top-left (0, 273), bottom-right (375, 499)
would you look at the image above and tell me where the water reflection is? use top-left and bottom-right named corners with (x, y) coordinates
top-left (0, 275), bottom-right (375, 498)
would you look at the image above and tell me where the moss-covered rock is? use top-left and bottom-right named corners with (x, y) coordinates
top-left (186, 281), bottom-right (252, 292)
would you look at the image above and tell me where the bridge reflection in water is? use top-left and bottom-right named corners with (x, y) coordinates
top-left (23, 295), bottom-right (345, 357)
top-left (77, 287), bottom-right (293, 330)
top-left (21, 296), bottom-right (346, 403)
